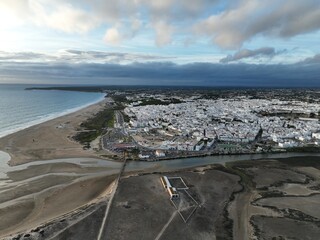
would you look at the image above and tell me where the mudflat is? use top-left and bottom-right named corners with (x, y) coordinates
top-left (0, 172), bottom-right (116, 238)
top-left (228, 157), bottom-right (320, 240)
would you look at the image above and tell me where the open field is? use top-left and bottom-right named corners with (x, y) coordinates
top-left (102, 167), bottom-right (242, 240)
top-left (96, 156), bottom-right (320, 240)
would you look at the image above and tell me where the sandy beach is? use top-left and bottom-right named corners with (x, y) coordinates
top-left (0, 98), bottom-right (121, 238)
top-left (0, 98), bottom-right (108, 166)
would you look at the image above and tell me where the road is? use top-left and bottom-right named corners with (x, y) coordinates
top-left (114, 111), bottom-right (124, 129)
top-left (97, 157), bottom-right (127, 240)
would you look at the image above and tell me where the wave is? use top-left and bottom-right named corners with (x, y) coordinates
top-left (0, 94), bottom-right (105, 139)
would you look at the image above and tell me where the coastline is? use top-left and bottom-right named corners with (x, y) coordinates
top-left (0, 94), bottom-right (105, 139)
top-left (0, 95), bottom-right (121, 238)
top-left (0, 96), bottom-right (108, 166)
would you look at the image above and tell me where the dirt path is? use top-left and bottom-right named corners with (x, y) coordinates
top-left (154, 211), bottom-right (177, 240)
top-left (229, 190), bottom-right (253, 240)
top-left (97, 159), bottom-right (127, 240)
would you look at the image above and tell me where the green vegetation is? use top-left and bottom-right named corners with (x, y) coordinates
top-left (286, 146), bottom-right (320, 153)
top-left (276, 156), bottom-right (320, 168)
top-left (122, 112), bottom-right (131, 123)
top-left (197, 140), bottom-right (204, 146)
top-left (136, 97), bottom-right (183, 106)
top-left (168, 98), bottom-right (184, 104)
top-left (138, 98), bottom-right (167, 106)
top-left (130, 148), bottom-right (140, 160)
top-left (74, 104), bottom-right (123, 145)
top-left (225, 162), bottom-right (255, 188)
top-left (111, 94), bottom-right (129, 103)
top-left (73, 93), bottom-right (131, 147)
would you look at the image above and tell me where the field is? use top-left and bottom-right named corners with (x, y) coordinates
top-left (101, 168), bottom-right (242, 240)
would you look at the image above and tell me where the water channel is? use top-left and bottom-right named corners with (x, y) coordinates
top-left (1, 150), bottom-right (320, 180)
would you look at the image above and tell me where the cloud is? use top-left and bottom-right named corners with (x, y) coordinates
top-left (194, 0), bottom-right (320, 49)
top-left (299, 54), bottom-right (320, 65)
top-left (1, 60), bottom-right (320, 87)
top-left (153, 21), bottom-right (173, 47)
top-left (1, 0), bottom-right (320, 48)
top-left (0, 51), bottom-right (49, 61)
top-left (29, 1), bottom-right (100, 34)
top-left (131, 18), bottom-right (142, 36)
top-left (61, 50), bottom-right (173, 63)
top-left (104, 28), bottom-right (122, 45)
top-left (0, 0), bottom-right (227, 46)
top-left (0, 50), bottom-right (173, 64)
top-left (220, 47), bottom-right (278, 63)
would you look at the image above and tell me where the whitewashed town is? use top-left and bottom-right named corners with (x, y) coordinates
top-left (106, 91), bottom-right (320, 159)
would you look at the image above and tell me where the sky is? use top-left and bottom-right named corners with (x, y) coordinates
top-left (0, 0), bottom-right (320, 86)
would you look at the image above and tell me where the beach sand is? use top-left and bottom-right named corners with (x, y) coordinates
top-left (0, 98), bottom-right (108, 166)
top-left (0, 98), bottom-right (121, 238)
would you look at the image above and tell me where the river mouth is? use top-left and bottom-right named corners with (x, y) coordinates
top-left (124, 152), bottom-right (320, 173)
top-left (1, 151), bottom-right (320, 179)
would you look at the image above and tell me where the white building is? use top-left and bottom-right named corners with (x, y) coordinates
top-left (195, 141), bottom-right (204, 151)
top-left (312, 132), bottom-right (320, 139)
top-left (207, 138), bottom-right (215, 147)
top-left (155, 150), bottom-right (166, 157)
top-left (160, 176), bottom-right (179, 199)
top-left (138, 153), bottom-right (150, 159)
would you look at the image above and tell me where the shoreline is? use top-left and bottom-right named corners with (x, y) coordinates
top-left (0, 94), bottom-right (106, 140)
top-left (140, 150), bottom-right (285, 162)
top-left (0, 97), bottom-right (108, 166)
top-left (0, 92), bottom-right (122, 237)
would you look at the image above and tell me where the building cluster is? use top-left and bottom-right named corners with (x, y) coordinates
top-left (124, 97), bottom-right (320, 150)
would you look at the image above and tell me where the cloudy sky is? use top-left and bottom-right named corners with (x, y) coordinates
top-left (0, 0), bottom-right (320, 86)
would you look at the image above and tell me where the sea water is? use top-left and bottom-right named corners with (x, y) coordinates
top-left (0, 84), bottom-right (105, 138)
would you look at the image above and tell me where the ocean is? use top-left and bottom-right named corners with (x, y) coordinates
top-left (0, 84), bottom-right (105, 138)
